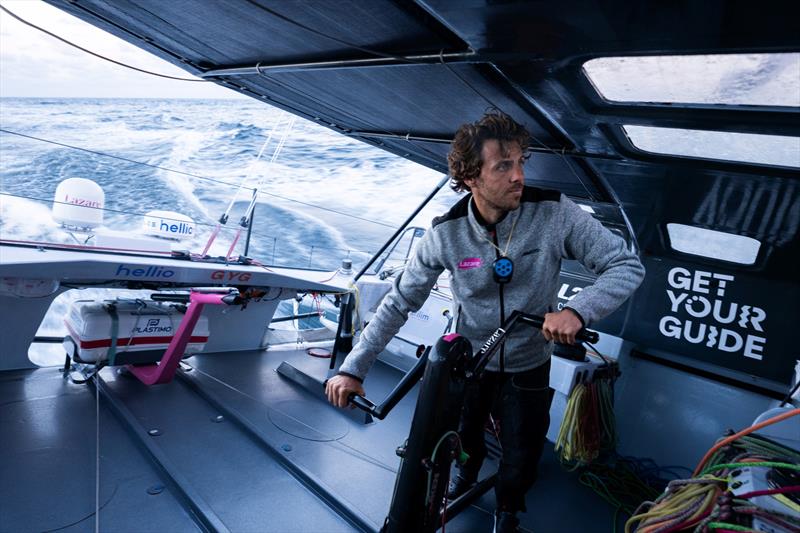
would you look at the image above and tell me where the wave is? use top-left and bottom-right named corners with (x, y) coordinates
top-left (0, 194), bottom-right (64, 243)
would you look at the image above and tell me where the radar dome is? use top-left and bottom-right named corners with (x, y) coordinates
top-left (52, 178), bottom-right (105, 230)
top-left (143, 210), bottom-right (195, 241)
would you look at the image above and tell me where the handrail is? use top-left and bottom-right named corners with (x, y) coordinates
top-left (370, 225), bottom-right (426, 277)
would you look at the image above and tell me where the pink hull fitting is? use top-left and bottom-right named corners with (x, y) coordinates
top-left (127, 291), bottom-right (227, 385)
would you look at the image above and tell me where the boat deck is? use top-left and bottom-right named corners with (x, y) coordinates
top-left (1, 345), bottom-right (619, 532)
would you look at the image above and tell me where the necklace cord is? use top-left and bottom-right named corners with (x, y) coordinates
top-left (478, 210), bottom-right (520, 257)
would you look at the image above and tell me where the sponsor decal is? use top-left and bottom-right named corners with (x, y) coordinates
top-left (659, 268), bottom-right (766, 360)
top-left (133, 317), bottom-right (173, 334)
top-left (410, 310), bottom-right (430, 322)
top-left (148, 220), bottom-right (193, 235)
top-left (556, 283), bottom-right (583, 310)
top-left (210, 270), bottom-right (252, 282)
top-left (63, 194), bottom-right (102, 209)
top-left (478, 327), bottom-right (506, 356)
top-left (458, 257), bottom-right (482, 270)
top-left (115, 265), bottom-right (175, 278)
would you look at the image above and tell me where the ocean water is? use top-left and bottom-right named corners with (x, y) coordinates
top-left (0, 98), bottom-right (458, 363)
top-left (0, 97), bottom-right (456, 266)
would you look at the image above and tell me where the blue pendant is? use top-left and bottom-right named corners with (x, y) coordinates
top-left (493, 256), bottom-right (513, 284)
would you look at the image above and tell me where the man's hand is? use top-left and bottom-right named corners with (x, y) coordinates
top-left (541, 309), bottom-right (583, 345)
top-left (325, 374), bottom-right (365, 408)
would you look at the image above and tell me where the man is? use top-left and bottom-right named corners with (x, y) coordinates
top-left (326, 110), bottom-right (644, 532)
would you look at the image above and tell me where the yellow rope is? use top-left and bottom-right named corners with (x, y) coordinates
top-left (625, 478), bottom-right (722, 533)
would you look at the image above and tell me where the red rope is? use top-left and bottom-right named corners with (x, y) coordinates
top-left (737, 485), bottom-right (800, 499)
top-left (1, 238), bottom-right (173, 255)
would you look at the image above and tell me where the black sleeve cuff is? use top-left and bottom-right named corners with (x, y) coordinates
top-left (563, 306), bottom-right (586, 327)
top-left (337, 371), bottom-right (364, 383)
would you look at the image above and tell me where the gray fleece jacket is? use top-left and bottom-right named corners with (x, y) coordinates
top-left (339, 186), bottom-right (645, 380)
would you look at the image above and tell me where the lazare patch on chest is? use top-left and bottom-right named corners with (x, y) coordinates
top-left (458, 257), bottom-right (483, 270)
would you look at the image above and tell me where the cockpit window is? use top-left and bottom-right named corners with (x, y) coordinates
top-left (583, 53), bottom-right (800, 107)
top-left (667, 224), bottom-right (761, 265)
top-left (623, 126), bottom-right (800, 168)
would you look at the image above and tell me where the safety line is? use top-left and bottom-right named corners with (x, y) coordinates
top-left (0, 193), bottom-right (384, 257)
top-left (94, 373), bottom-right (100, 533)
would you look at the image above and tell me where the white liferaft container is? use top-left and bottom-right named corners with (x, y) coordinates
top-left (64, 299), bottom-right (209, 363)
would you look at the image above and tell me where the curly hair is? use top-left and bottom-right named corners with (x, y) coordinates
top-left (447, 110), bottom-right (530, 193)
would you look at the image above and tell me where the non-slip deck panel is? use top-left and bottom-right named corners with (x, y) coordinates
top-left (1, 346), bottom-right (621, 532)
top-left (98, 364), bottom-right (358, 532)
top-left (185, 347), bottom-right (620, 531)
top-left (0, 368), bottom-right (197, 533)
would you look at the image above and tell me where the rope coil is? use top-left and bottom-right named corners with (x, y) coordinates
top-left (626, 412), bottom-right (800, 533)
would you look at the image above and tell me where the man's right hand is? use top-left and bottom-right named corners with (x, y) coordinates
top-left (325, 374), bottom-right (365, 408)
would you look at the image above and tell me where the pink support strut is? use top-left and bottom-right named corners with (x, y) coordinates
top-left (225, 228), bottom-right (243, 262)
top-left (200, 224), bottom-right (221, 257)
top-left (127, 291), bottom-right (227, 385)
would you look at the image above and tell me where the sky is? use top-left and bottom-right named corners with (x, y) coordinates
top-left (0, 0), bottom-right (244, 98)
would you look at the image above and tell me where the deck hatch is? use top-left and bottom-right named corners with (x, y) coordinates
top-left (666, 223), bottom-right (761, 265)
top-left (583, 53), bottom-right (800, 107)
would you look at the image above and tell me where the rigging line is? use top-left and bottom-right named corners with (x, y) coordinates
top-left (245, 74), bottom-right (451, 234)
top-left (1, 237), bottom-right (376, 281)
top-left (0, 4), bottom-right (208, 82)
top-left (222, 115), bottom-right (287, 222)
top-left (224, 229), bottom-right (243, 263)
top-left (242, 116), bottom-right (296, 225)
top-left (252, 67), bottom-right (447, 165)
top-left (0, 233), bottom-right (380, 267)
top-left (1, 192), bottom-right (385, 252)
top-left (204, 115), bottom-right (289, 256)
top-left (0, 128), bottom-right (252, 191)
top-left (236, 10), bottom-right (458, 168)
top-left (185, 365), bottom-right (397, 474)
top-left (0, 231), bottom-right (382, 261)
top-left (483, 64), bottom-right (596, 199)
top-left (259, 190), bottom-right (391, 227)
top-left (0, 191), bottom-right (229, 230)
top-left (243, 0), bottom-right (415, 64)
top-left (233, 18), bottom-right (450, 166)
top-left (199, 224), bottom-right (221, 258)
top-left (1, 128), bottom-right (398, 229)
top-left (253, 68), bottom-right (382, 139)
top-left (94, 372), bottom-right (100, 533)
top-left (557, 147), bottom-right (595, 199)
top-left (224, 115), bottom-right (296, 260)
top-left (440, 60), bottom-right (594, 198)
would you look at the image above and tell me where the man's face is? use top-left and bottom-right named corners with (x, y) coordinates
top-left (465, 140), bottom-right (526, 214)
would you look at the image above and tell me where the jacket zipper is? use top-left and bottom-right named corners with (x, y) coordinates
top-left (492, 229), bottom-right (506, 375)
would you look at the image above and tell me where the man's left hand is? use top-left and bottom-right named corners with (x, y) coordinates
top-left (541, 309), bottom-right (583, 345)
